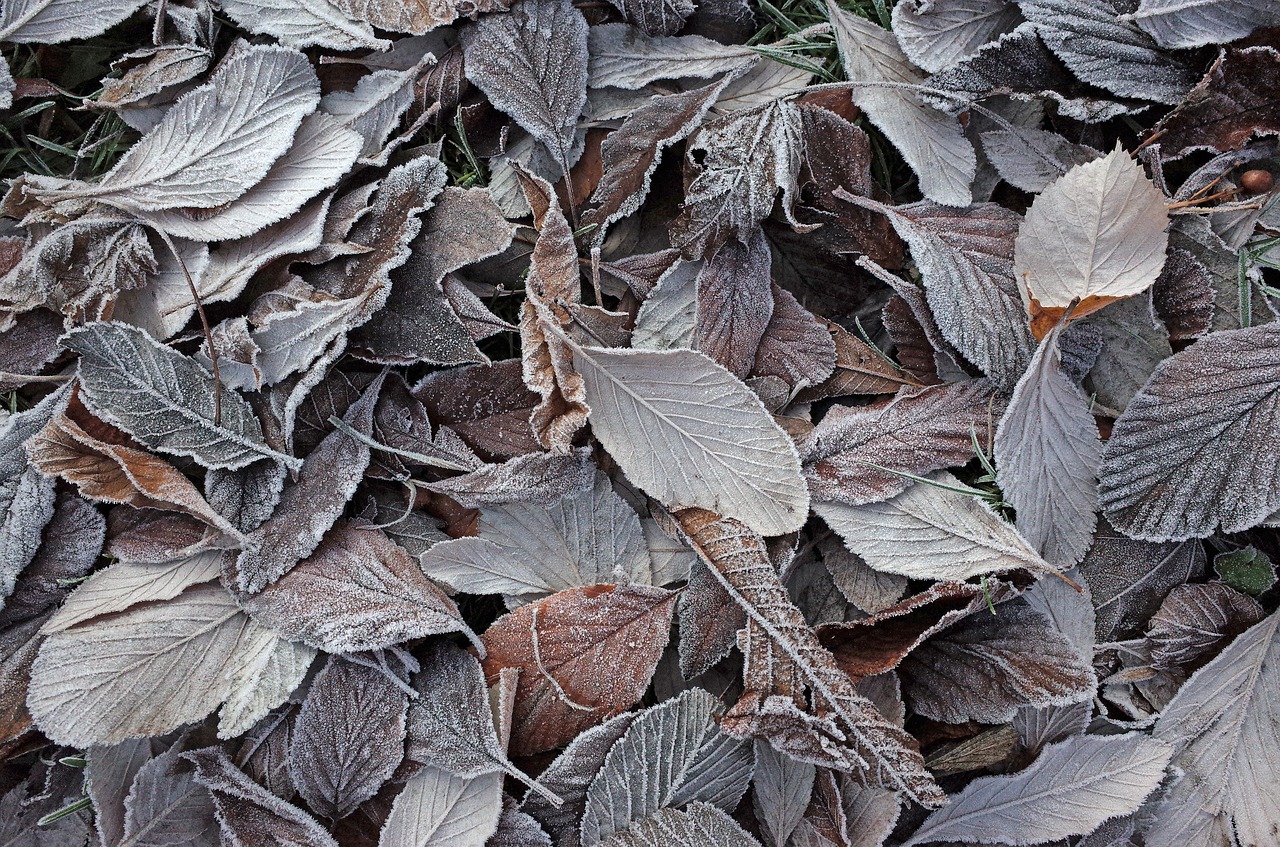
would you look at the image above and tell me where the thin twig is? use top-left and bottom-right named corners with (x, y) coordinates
top-left (152, 227), bottom-right (222, 426)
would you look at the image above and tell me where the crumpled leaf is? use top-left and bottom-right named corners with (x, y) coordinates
top-left (480, 584), bottom-right (677, 756)
top-left (64, 322), bottom-right (297, 471)
top-left (1098, 323), bottom-right (1280, 541)
top-left (462, 0), bottom-right (588, 172)
top-left (567, 339), bottom-right (809, 536)
top-left (903, 733), bottom-right (1172, 846)
top-left (580, 689), bottom-right (753, 846)
top-left (1146, 608), bottom-right (1280, 847)
top-left (828, 3), bottom-right (976, 207)
top-left (1014, 146), bottom-right (1170, 335)
top-left (290, 655), bottom-right (408, 820)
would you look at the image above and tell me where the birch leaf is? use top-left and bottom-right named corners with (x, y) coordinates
top-left (828, 3), bottom-right (976, 207)
top-left (65, 322), bottom-right (297, 471)
top-left (815, 472), bottom-right (1056, 582)
top-left (904, 733), bottom-right (1173, 846)
top-left (1099, 323), bottom-right (1280, 541)
top-left (35, 45), bottom-right (320, 214)
top-left (1013, 146), bottom-right (1170, 335)
top-left (995, 326), bottom-right (1102, 566)
top-left (567, 340), bottom-right (809, 536)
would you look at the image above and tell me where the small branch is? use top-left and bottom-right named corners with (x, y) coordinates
top-left (152, 227), bottom-right (222, 427)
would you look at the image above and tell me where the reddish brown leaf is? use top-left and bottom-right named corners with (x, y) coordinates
top-left (1152, 45), bottom-right (1280, 159)
top-left (798, 322), bottom-right (919, 402)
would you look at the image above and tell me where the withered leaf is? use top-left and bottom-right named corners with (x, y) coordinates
top-left (290, 655), bottom-right (408, 820)
top-left (1146, 582), bottom-right (1263, 673)
top-left (804, 381), bottom-right (998, 507)
top-left (1151, 45), bottom-right (1280, 158)
top-left (1099, 323), bottom-right (1280, 541)
top-left (240, 520), bottom-right (476, 653)
top-left (695, 230), bottom-right (775, 379)
top-left (751, 284), bottom-right (837, 390)
top-left (480, 584), bottom-right (677, 756)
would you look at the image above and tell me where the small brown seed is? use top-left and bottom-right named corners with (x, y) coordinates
top-left (1240, 169), bottom-right (1274, 194)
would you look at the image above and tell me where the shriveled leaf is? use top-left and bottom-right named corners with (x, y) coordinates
top-left (1099, 323), bottom-right (1280, 541)
top-left (804, 381), bottom-right (998, 506)
top-left (599, 802), bottom-right (762, 847)
top-left (904, 733), bottom-right (1172, 846)
top-left (1014, 146), bottom-right (1170, 334)
top-left (379, 767), bottom-right (502, 847)
top-left (240, 520), bottom-right (475, 653)
top-left (187, 747), bottom-right (340, 847)
top-left (567, 340), bottom-right (809, 536)
top-left (290, 656), bottom-right (408, 820)
top-left (580, 689), bottom-right (753, 846)
top-left (462, 0), bottom-right (588, 172)
top-left (995, 326), bottom-right (1102, 566)
top-left (64, 322), bottom-right (296, 471)
top-left (816, 471), bottom-right (1055, 582)
top-left (1146, 608), bottom-right (1280, 847)
top-left (828, 3), bottom-right (976, 207)
top-left (28, 581), bottom-right (306, 746)
top-left (480, 584), bottom-right (677, 756)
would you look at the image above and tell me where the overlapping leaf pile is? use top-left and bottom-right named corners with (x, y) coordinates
top-left (0, 0), bottom-right (1278, 845)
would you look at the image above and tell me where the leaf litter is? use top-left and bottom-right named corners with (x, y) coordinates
top-left (0, 3), bottom-right (1278, 847)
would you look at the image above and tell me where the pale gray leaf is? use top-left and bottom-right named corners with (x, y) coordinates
top-left (240, 520), bottom-right (475, 653)
top-left (109, 236), bottom-right (209, 342)
top-left (904, 733), bottom-right (1173, 846)
top-left (750, 739), bottom-right (814, 847)
top-left (0, 57), bottom-right (10, 110)
top-left (633, 260), bottom-right (697, 351)
top-left (980, 125), bottom-right (1101, 193)
top-left (121, 742), bottom-right (219, 847)
top-left (462, 0), bottom-right (588, 171)
top-left (40, 45), bottom-right (319, 215)
top-left (320, 62), bottom-right (422, 163)
top-left (1014, 146), bottom-right (1170, 316)
top-left (217, 0), bottom-right (386, 50)
top-left (0, 466), bottom-right (54, 609)
top-left (713, 59), bottom-right (813, 113)
top-left (892, 0), bottom-right (1024, 73)
top-left (197, 195), bottom-right (330, 308)
top-left (0, 0), bottom-right (146, 42)
top-left (1130, 0), bottom-right (1280, 48)
top-left (815, 471), bottom-right (1055, 582)
top-left (828, 3), bottom-right (976, 207)
top-left (819, 536), bottom-right (906, 616)
top-left (839, 777), bottom-right (900, 847)
top-left (580, 689), bottom-right (754, 846)
top-left (43, 552), bottom-right (222, 633)
top-left (568, 341), bottom-right (809, 536)
top-left (28, 581), bottom-right (299, 747)
top-left (187, 747), bottom-right (340, 847)
top-left (206, 459), bottom-right (286, 535)
top-left (423, 448), bottom-right (596, 509)
top-left (1023, 565), bottom-right (1096, 660)
top-left (586, 25), bottom-right (755, 90)
top-left (0, 491), bottom-right (102, 630)
top-left (1146, 609), bottom-right (1280, 847)
top-left (217, 636), bottom-right (315, 740)
top-left (1014, 700), bottom-right (1092, 757)
top-left (64, 322), bottom-right (296, 471)
top-left (490, 797), bottom-right (554, 847)
top-left (597, 803), bottom-right (761, 847)
top-left (290, 656), bottom-right (407, 820)
top-left (88, 737), bottom-right (164, 847)
top-left (379, 766), bottom-right (503, 847)
top-left (995, 326), bottom-right (1102, 566)
top-left (1099, 323), bottom-right (1280, 540)
top-left (1081, 291), bottom-right (1172, 412)
top-left (1020, 0), bottom-right (1202, 103)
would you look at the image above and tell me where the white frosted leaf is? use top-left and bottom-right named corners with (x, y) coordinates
top-left (980, 126), bottom-right (1101, 194)
top-left (64, 322), bottom-right (297, 471)
top-left (218, 0), bottom-right (386, 50)
top-left (379, 766), bottom-right (503, 847)
top-left (42, 552), bottom-right (221, 633)
top-left (28, 581), bottom-right (301, 746)
top-left (0, 0), bottom-right (146, 42)
top-left (892, 0), bottom-right (1023, 73)
top-left (816, 471), bottom-right (1055, 582)
top-left (1014, 146), bottom-right (1170, 323)
top-left (580, 689), bottom-right (754, 846)
top-left (568, 341), bottom-right (809, 536)
top-left (904, 733), bottom-right (1173, 846)
top-left (1130, 0), bottom-right (1280, 48)
top-left (587, 24), bottom-right (756, 90)
top-left (995, 326), bottom-right (1102, 566)
top-left (598, 803), bottom-right (761, 847)
top-left (633, 261), bottom-right (697, 351)
top-left (39, 45), bottom-right (320, 215)
top-left (1146, 608), bottom-right (1280, 847)
top-left (828, 4), bottom-right (976, 206)
top-left (320, 61), bottom-right (422, 163)
top-left (1099, 323), bottom-right (1280, 541)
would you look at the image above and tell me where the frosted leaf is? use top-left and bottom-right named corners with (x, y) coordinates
top-left (804, 381), bottom-right (998, 507)
top-left (994, 326), bottom-right (1103, 566)
top-left (568, 339), bottom-right (809, 536)
top-left (751, 739), bottom-right (814, 847)
top-left (480, 584), bottom-right (677, 756)
top-left (980, 125), bottom-right (1101, 194)
top-left (1146, 582), bottom-right (1263, 673)
top-left (599, 802), bottom-right (761, 847)
top-left (1081, 292), bottom-right (1172, 412)
top-left (109, 235), bottom-right (210, 342)
top-left (120, 742), bottom-right (220, 847)
top-left (632, 260), bottom-right (698, 351)
top-left (587, 25), bottom-right (756, 90)
top-left (1099, 323), bottom-right (1280, 540)
top-left (903, 733), bottom-right (1173, 846)
top-left (379, 766), bottom-right (502, 847)
top-left (423, 448), bottom-right (597, 509)
top-left (714, 59), bottom-right (813, 113)
top-left (0, 492), bottom-right (102, 631)
top-left (43, 551), bottom-right (221, 633)
top-left (320, 61), bottom-right (422, 163)
top-left (892, 0), bottom-right (1024, 73)
top-left (828, 4), bottom-right (976, 207)
top-left (694, 230), bottom-right (774, 378)
top-left (815, 471), bottom-right (1056, 582)
top-left (1129, 0), bottom-right (1280, 48)
top-left (0, 0), bottom-right (146, 43)
top-left (217, 0), bottom-right (386, 50)
top-left (240, 520), bottom-right (476, 653)
top-left (580, 689), bottom-right (753, 846)
top-left (290, 656), bottom-right (407, 819)
top-left (603, 0), bottom-right (694, 36)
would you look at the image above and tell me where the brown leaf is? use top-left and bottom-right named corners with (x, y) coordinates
top-left (415, 360), bottom-right (543, 460)
top-left (1152, 247), bottom-right (1215, 341)
top-left (1146, 582), bottom-right (1264, 673)
top-left (696, 229), bottom-right (775, 378)
top-left (750, 284), bottom-right (837, 390)
top-left (479, 584), bottom-right (677, 756)
top-left (803, 381), bottom-right (1000, 506)
top-left (239, 519), bottom-right (476, 654)
top-left (27, 397), bottom-right (241, 540)
top-left (1152, 45), bottom-right (1280, 159)
top-left (798, 321), bottom-right (920, 402)
top-left (0, 307), bottom-right (62, 391)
